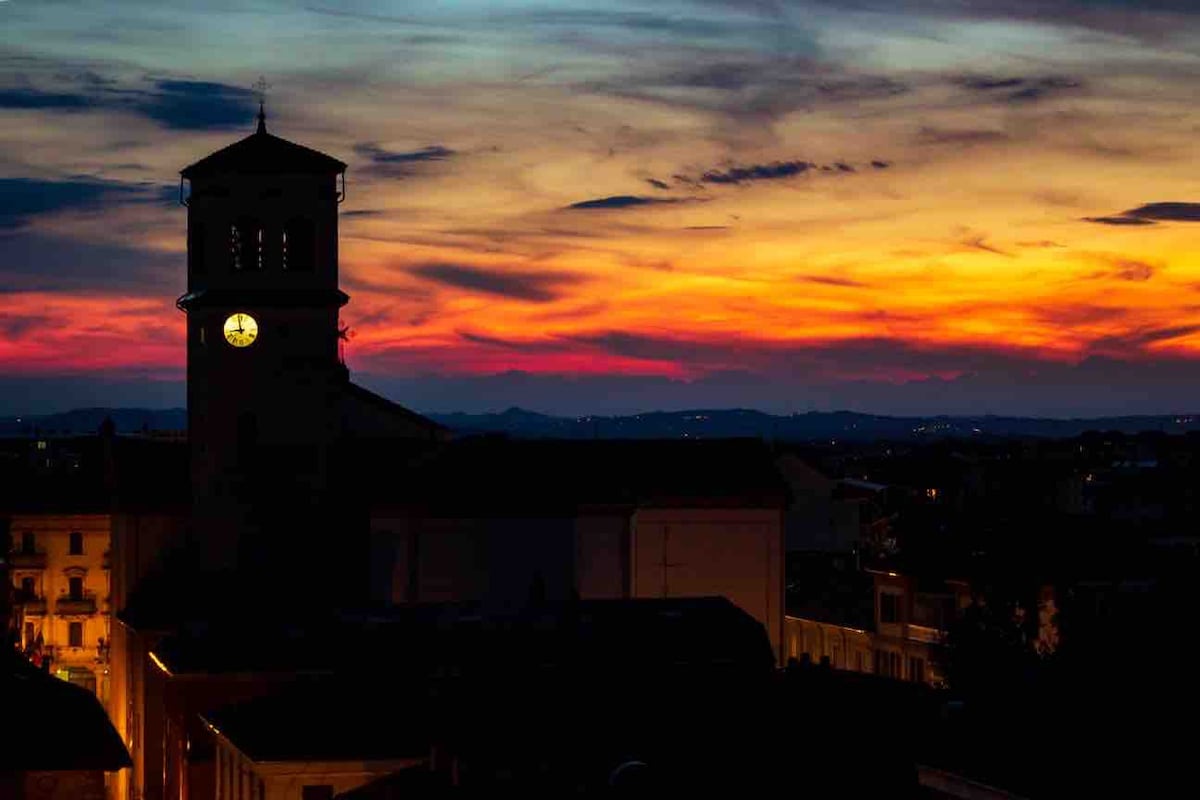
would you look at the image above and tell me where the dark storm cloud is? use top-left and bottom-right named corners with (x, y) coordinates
top-left (0, 77), bottom-right (258, 130)
top-left (645, 178), bottom-right (671, 190)
top-left (0, 87), bottom-right (93, 110)
top-left (0, 232), bottom-right (175, 293)
top-left (355, 143), bottom-right (455, 167)
top-left (956, 75), bottom-right (1082, 104)
top-left (1084, 215), bottom-right (1156, 227)
top-left (1086, 202), bottom-right (1200, 226)
top-left (132, 80), bottom-right (258, 130)
top-left (0, 177), bottom-right (147, 230)
top-left (700, 161), bottom-right (814, 184)
top-left (1089, 324), bottom-right (1200, 352)
top-left (410, 263), bottom-right (583, 303)
top-left (565, 195), bottom-right (685, 210)
top-left (1122, 203), bottom-right (1200, 222)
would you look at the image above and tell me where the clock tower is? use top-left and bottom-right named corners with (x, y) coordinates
top-left (178, 108), bottom-right (350, 575)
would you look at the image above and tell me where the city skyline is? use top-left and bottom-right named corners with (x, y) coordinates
top-left (5, 1), bottom-right (1200, 416)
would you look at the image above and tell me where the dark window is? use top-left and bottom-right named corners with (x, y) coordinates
top-left (301, 786), bottom-right (334, 800)
top-left (68, 622), bottom-right (83, 648)
top-left (909, 657), bottom-right (926, 683)
top-left (21, 531), bottom-right (35, 554)
top-left (880, 592), bottom-right (901, 624)
top-left (874, 649), bottom-right (901, 678)
top-left (230, 218), bottom-right (262, 271)
top-left (68, 577), bottom-right (83, 600)
top-left (69, 531), bottom-right (83, 555)
top-left (20, 577), bottom-right (35, 599)
top-left (283, 218), bottom-right (314, 271)
top-left (229, 223), bottom-right (242, 270)
top-left (23, 622), bottom-right (34, 647)
top-left (189, 220), bottom-right (206, 275)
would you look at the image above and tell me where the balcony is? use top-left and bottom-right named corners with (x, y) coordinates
top-left (907, 624), bottom-right (944, 644)
top-left (20, 596), bottom-right (48, 616)
top-left (56, 596), bottom-right (97, 615)
top-left (8, 551), bottom-right (47, 569)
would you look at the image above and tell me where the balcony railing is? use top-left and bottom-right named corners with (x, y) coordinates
top-left (907, 624), bottom-right (944, 644)
top-left (20, 597), bottom-right (48, 616)
top-left (56, 596), bottom-right (97, 615)
top-left (8, 551), bottom-right (47, 569)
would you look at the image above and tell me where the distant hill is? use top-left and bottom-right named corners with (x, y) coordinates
top-left (3, 406), bottom-right (1198, 441)
top-left (0, 408), bottom-right (187, 438)
top-left (428, 408), bottom-right (1200, 441)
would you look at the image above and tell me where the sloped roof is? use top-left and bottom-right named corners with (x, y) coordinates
top-left (203, 678), bottom-right (429, 763)
top-left (181, 120), bottom-right (346, 179)
top-left (0, 654), bottom-right (131, 771)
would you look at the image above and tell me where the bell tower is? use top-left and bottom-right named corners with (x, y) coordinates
top-left (178, 108), bottom-right (349, 573)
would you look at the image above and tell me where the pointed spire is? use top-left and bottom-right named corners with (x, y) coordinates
top-left (253, 76), bottom-right (270, 134)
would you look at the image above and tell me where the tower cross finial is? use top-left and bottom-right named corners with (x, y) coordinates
top-left (253, 76), bottom-right (271, 133)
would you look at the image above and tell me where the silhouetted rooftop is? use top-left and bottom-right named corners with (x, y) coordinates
top-left (376, 437), bottom-right (788, 514)
top-left (144, 597), bottom-right (775, 677)
top-left (0, 653), bottom-right (131, 771)
top-left (181, 123), bottom-right (346, 179)
top-left (203, 679), bottom-right (429, 763)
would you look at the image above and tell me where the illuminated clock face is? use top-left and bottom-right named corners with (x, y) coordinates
top-left (223, 312), bottom-right (259, 347)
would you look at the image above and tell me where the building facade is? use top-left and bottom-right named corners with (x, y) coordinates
top-left (785, 570), bottom-right (972, 686)
top-left (10, 514), bottom-right (113, 701)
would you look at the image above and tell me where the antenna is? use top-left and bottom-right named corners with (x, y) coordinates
top-left (252, 76), bottom-right (271, 132)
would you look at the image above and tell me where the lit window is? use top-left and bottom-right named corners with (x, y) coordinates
top-left (36, 440), bottom-right (47, 451)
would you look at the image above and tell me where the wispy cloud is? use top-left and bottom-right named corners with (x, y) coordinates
top-left (956, 74), bottom-right (1082, 104)
top-left (565, 195), bottom-right (686, 210)
top-left (410, 263), bottom-right (583, 303)
top-left (1086, 202), bottom-right (1200, 226)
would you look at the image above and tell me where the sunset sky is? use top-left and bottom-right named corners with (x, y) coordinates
top-left (4, 0), bottom-right (1200, 416)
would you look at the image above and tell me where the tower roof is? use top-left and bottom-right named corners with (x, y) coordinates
top-left (181, 118), bottom-right (346, 179)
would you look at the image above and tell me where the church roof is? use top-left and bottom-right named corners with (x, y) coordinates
top-left (181, 117), bottom-right (346, 179)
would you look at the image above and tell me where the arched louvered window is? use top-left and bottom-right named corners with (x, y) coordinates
top-left (230, 218), bottom-right (263, 271)
top-left (282, 217), bottom-right (314, 272)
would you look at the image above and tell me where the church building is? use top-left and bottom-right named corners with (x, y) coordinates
top-left (7, 108), bottom-right (787, 800)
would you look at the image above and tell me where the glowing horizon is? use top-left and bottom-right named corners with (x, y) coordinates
top-left (4, 1), bottom-right (1200, 416)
